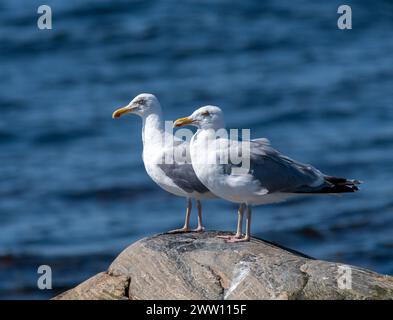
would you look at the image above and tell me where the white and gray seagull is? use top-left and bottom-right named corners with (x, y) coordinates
top-left (174, 106), bottom-right (361, 242)
top-left (112, 94), bottom-right (216, 232)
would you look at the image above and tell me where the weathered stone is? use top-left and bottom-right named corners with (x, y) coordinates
top-left (54, 231), bottom-right (393, 300)
top-left (53, 272), bottom-right (129, 300)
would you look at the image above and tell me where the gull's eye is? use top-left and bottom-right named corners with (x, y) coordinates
top-left (137, 99), bottom-right (145, 105)
top-left (201, 111), bottom-right (210, 116)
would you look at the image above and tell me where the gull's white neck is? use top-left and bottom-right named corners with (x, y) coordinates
top-left (141, 111), bottom-right (164, 148)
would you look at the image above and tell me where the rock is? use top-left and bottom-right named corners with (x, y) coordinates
top-left (54, 272), bottom-right (130, 300)
top-left (54, 231), bottom-right (393, 300)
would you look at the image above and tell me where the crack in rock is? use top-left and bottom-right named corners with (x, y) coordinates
top-left (196, 263), bottom-right (226, 299)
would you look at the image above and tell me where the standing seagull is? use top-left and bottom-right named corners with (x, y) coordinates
top-left (174, 106), bottom-right (361, 242)
top-left (112, 94), bottom-right (216, 232)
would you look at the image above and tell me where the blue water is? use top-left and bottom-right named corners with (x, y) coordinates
top-left (1, 0), bottom-right (393, 299)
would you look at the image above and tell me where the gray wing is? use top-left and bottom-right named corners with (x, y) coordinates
top-left (225, 138), bottom-right (326, 193)
top-left (158, 163), bottom-right (210, 193)
top-left (250, 139), bottom-right (325, 193)
top-left (158, 140), bottom-right (210, 194)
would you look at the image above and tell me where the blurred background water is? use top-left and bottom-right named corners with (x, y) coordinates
top-left (0, 0), bottom-right (392, 299)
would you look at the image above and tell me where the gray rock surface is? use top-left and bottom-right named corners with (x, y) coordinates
top-left (54, 231), bottom-right (393, 300)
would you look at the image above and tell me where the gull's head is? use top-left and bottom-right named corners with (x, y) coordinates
top-left (174, 105), bottom-right (225, 130)
top-left (112, 93), bottom-right (161, 119)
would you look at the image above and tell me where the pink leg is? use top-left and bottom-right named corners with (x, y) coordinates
top-left (168, 198), bottom-right (192, 233)
top-left (216, 204), bottom-right (244, 240)
top-left (193, 200), bottom-right (205, 232)
top-left (225, 205), bottom-right (251, 243)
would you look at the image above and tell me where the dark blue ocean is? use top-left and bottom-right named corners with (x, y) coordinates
top-left (1, 0), bottom-right (392, 299)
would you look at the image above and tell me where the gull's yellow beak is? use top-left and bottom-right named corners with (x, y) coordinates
top-left (173, 117), bottom-right (194, 127)
top-left (112, 106), bottom-right (134, 119)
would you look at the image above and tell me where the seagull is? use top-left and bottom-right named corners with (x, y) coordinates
top-left (174, 106), bottom-right (361, 242)
top-left (112, 94), bottom-right (216, 232)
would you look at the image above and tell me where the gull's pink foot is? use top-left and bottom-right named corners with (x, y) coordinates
top-left (193, 226), bottom-right (205, 233)
top-left (225, 236), bottom-right (249, 243)
top-left (167, 227), bottom-right (191, 234)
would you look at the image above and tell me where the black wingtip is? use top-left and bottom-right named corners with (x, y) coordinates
top-left (323, 176), bottom-right (362, 193)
